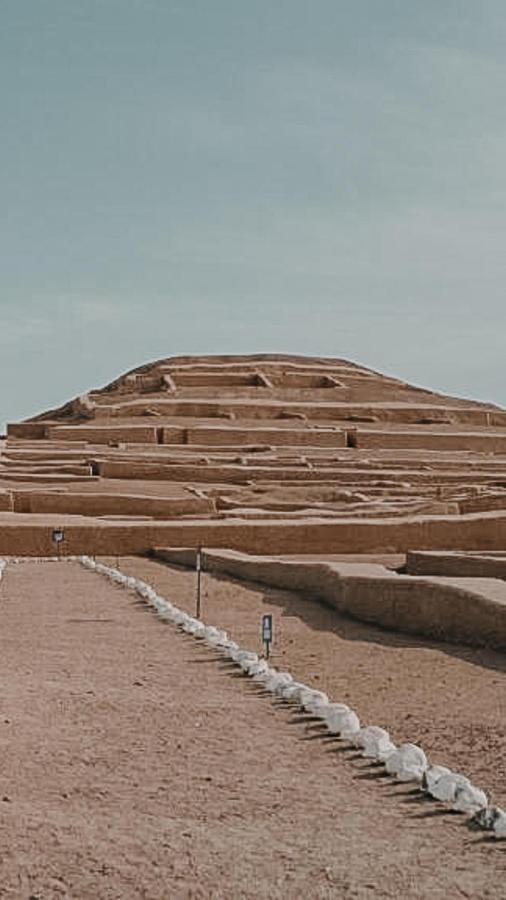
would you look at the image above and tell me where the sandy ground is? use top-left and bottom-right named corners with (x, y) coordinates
top-left (0, 561), bottom-right (504, 899)
top-left (115, 558), bottom-right (506, 808)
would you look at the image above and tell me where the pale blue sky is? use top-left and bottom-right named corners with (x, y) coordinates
top-left (2, 1), bottom-right (506, 431)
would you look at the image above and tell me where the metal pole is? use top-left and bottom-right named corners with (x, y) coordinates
top-left (196, 546), bottom-right (202, 619)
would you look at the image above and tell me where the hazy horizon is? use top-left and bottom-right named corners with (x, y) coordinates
top-left (2, 1), bottom-right (506, 432)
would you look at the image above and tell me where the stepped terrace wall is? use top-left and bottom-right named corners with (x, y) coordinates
top-left (458, 494), bottom-right (506, 514)
top-left (10, 490), bottom-right (214, 518)
top-left (95, 459), bottom-right (506, 487)
top-left (1, 509), bottom-right (506, 556)
top-left (355, 429), bottom-right (506, 453)
top-left (182, 426), bottom-right (347, 448)
top-left (88, 398), bottom-right (506, 426)
top-left (7, 423), bottom-right (48, 439)
top-left (0, 490), bottom-right (13, 511)
top-left (46, 425), bottom-right (159, 444)
top-left (85, 398), bottom-right (506, 427)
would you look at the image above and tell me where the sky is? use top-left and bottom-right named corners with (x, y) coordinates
top-left (2, 1), bottom-right (506, 432)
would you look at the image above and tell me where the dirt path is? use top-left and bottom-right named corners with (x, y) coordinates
top-left (116, 557), bottom-right (506, 808)
top-left (0, 561), bottom-right (504, 899)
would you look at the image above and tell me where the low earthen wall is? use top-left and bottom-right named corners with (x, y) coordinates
top-left (10, 491), bottom-right (213, 518)
top-left (7, 423), bottom-right (48, 439)
top-left (0, 491), bottom-right (13, 512)
top-left (458, 494), bottom-right (506, 514)
top-left (92, 398), bottom-right (506, 427)
top-left (184, 426), bottom-right (346, 448)
top-left (154, 548), bottom-right (506, 650)
top-left (173, 372), bottom-right (261, 387)
top-left (96, 459), bottom-right (506, 487)
top-left (152, 547), bottom-right (198, 567)
top-left (2, 474), bottom-right (97, 484)
top-left (99, 399), bottom-right (316, 420)
top-left (97, 460), bottom-right (251, 483)
top-left (406, 550), bottom-right (506, 580)
top-left (47, 425), bottom-right (159, 444)
top-left (10, 465), bottom-right (93, 477)
top-left (356, 430), bottom-right (506, 453)
top-left (161, 427), bottom-right (186, 445)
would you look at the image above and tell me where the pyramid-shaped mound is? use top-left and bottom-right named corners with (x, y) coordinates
top-left (1, 353), bottom-right (506, 556)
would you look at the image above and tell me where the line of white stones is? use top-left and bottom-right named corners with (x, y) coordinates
top-left (2, 555), bottom-right (505, 839)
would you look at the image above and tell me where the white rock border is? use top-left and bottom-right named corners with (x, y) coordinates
top-left (1, 555), bottom-right (505, 839)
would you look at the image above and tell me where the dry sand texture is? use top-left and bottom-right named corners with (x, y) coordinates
top-left (0, 559), bottom-right (504, 899)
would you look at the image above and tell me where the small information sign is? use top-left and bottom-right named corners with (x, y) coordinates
top-left (52, 528), bottom-right (65, 559)
top-left (262, 613), bottom-right (273, 658)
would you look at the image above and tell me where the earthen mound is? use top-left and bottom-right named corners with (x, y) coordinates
top-left (1, 353), bottom-right (506, 557)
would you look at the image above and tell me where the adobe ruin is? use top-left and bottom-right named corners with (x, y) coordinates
top-left (2, 353), bottom-right (506, 648)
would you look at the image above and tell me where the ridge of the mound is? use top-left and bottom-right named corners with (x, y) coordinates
top-left (23, 353), bottom-right (504, 423)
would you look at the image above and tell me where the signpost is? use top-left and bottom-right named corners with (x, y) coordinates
top-left (52, 528), bottom-right (65, 560)
top-left (196, 546), bottom-right (202, 619)
top-left (262, 613), bottom-right (273, 659)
